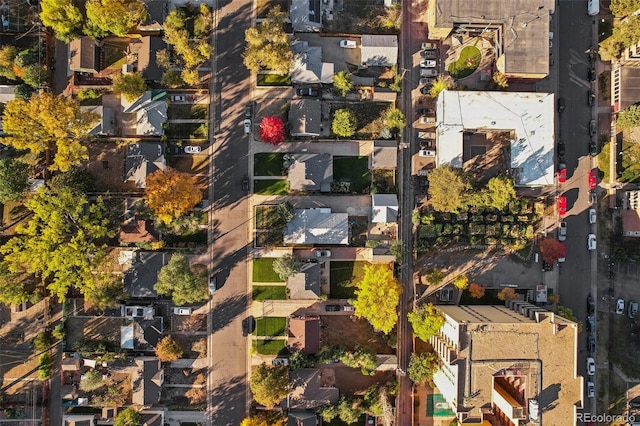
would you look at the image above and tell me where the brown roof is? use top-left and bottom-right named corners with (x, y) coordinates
top-left (288, 316), bottom-right (320, 354)
top-left (69, 37), bottom-right (98, 73)
top-left (119, 218), bottom-right (158, 243)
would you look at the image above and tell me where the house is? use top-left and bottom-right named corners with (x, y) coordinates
top-left (622, 190), bottom-right (640, 237)
top-left (430, 301), bottom-right (582, 425)
top-left (69, 37), bottom-right (100, 74)
top-left (435, 90), bottom-right (555, 186)
top-left (137, 0), bottom-right (166, 33)
top-left (426, 0), bottom-right (554, 79)
top-left (63, 414), bottom-right (96, 426)
top-left (371, 140), bottom-right (397, 169)
top-left (288, 316), bottom-right (321, 354)
top-left (120, 317), bottom-right (163, 350)
top-left (289, 99), bottom-right (322, 138)
top-left (284, 208), bottom-right (349, 245)
top-left (124, 36), bottom-right (165, 81)
top-left (121, 90), bottom-right (168, 136)
top-left (287, 262), bottom-right (321, 299)
top-left (139, 409), bottom-right (166, 426)
top-left (121, 251), bottom-right (170, 298)
top-left (288, 153), bottom-right (333, 192)
top-left (291, 41), bottom-right (334, 84)
top-left (111, 357), bottom-right (164, 406)
top-left (360, 35), bottom-right (398, 67)
top-left (288, 411), bottom-right (319, 426)
top-left (371, 194), bottom-right (399, 223)
top-left (288, 368), bottom-right (339, 409)
top-left (120, 197), bottom-right (158, 243)
top-left (124, 142), bottom-right (166, 188)
top-left (290, 0), bottom-right (322, 32)
top-left (81, 105), bottom-right (116, 136)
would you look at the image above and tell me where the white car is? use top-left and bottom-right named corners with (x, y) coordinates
top-left (587, 233), bottom-right (596, 251)
top-left (558, 221), bottom-right (567, 241)
top-left (339, 39), bottom-right (357, 48)
top-left (244, 119), bottom-right (252, 134)
top-left (616, 298), bottom-right (625, 315)
top-left (589, 208), bottom-right (596, 224)
top-left (587, 381), bottom-right (595, 398)
top-left (184, 146), bottom-right (201, 154)
top-left (586, 357), bottom-right (595, 376)
top-left (170, 95), bottom-right (186, 102)
top-left (420, 60), bottom-right (437, 68)
top-left (173, 307), bottom-right (192, 315)
top-left (419, 150), bottom-right (436, 157)
top-left (316, 250), bottom-right (331, 258)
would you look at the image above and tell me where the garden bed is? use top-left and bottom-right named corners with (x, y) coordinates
top-left (252, 258), bottom-right (284, 282)
top-left (252, 285), bottom-right (287, 300)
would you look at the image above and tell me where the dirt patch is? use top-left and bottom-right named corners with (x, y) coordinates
top-left (320, 316), bottom-right (393, 354)
top-left (65, 317), bottom-right (124, 351)
top-left (171, 334), bottom-right (208, 358)
top-left (161, 387), bottom-right (206, 410)
top-left (172, 314), bottom-right (207, 332)
top-left (167, 154), bottom-right (209, 175)
top-left (330, 367), bottom-right (395, 397)
top-left (166, 368), bottom-right (207, 385)
top-left (84, 141), bottom-right (136, 192)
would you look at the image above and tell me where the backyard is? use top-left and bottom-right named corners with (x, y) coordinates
top-left (254, 179), bottom-right (289, 195)
top-left (255, 317), bottom-right (287, 336)
top-left (333, 156), bottom-right (371, 193)
top-left (252, 285), bottom-right (287, 301)
top-left (252, 258), bottom-right (284, 282)
top-left (331, 102), bottom-right (389, 139)
top-left (448, 45), bottom-right (482, 79)
top-left (254, 153), bottom-right (286, 176)
top-left (372, 169), bottom-right (396, 193)
top-left (329, 261), bottom-right (369, 299)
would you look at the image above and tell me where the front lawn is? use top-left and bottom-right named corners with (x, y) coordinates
top-left (329, 261), bottom-right (369, 299)
top-left (252, 339), bottom-right (287, 355)
top-left (255, 317), bottom-right (287, 336)
top-left (333, 156), bottom-right (371, 193)
top-left (165, 123), bottom-right (208, 139)
top-left (252, 285), bottom-right (287, 301)
top-left (167, 104), bottom-right (209, 120)
top-left (252, 258), bottom-right (284, 282)
top-left (254, 153), bottom-right (286, 176)
top-left (255, 205), bottom-right (288, 229)
top-left (257, 73), bottom-right (292, 86)
top-left (448, 45), bottom-right (481, 79)
top-left (254, 179), bottom-right (289, 195)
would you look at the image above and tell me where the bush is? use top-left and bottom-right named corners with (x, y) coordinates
top-left (33, 332), bottom-right (50, 353)
top-left (80, 369), bottom-right (104, 391)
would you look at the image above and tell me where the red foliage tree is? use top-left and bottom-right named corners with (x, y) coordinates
top-left (259, 116), bottom-right (285, 145)
top-left (468, 283), bottom-right (486, 299)
top-left (539, 238), bottom-right (567, 263)
top-left (497, 287), bottom-right (518, 301)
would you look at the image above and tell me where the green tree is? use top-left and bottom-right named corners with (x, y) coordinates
top-left (243, 6), bottom-right (293, 74)
top-left (33, 332), bottom-right (51, 353)
top-left (338, 346), bottom-right (378, 375)
top-left (2, 92), bottom-right (99, 172)
top-left (13, 84), bottom-right (35, 100)
top-left (610, 0), bottom-right (640, 16)
top-left (163, 5), bottom-right (212, 78)
top-left (0, 263), bottom-right (39, 306)
top-left (318, 405), bottom-right (339, 423)
top-left (80, 369), bottom-right (105, 391)
top-left (0, 187), bottom-right (114, 302)
top-left (620, 139), bottom-right (640, 182)
top-left (114, 408), bottom-right (140, 426)
top-left (617, 105), bottom-right (640, 130)
top-left (429, 75), bottom-right (456, 98)
top-left (486, 175), bottom-right (516, 210)
top-left (162, 70), bottom-right (184, 88)
top-left (0, 159), bottom-right (30, 203)
top-left (52, 324), bottom-right (65, 340)
top-left (428, 166), bottom-right (470, 212)
top-left (492, 71), bottom-right (509, 89)
top-left (385, 107), bottom-right (406, 131)
top-left (112, 73), bottom-right (147, 102)
top-left (408, 303), bottom-right (444, 342)
top-left (155, 336), bottom-right (183, 361)
top-left (48, 167), bottom-right (96, 194)
top-left (333, 71), bottom-right (353, 96)
top-left (38, 353), bottom-right (52, 379)
top-left (272, 254), bottom-right (301, 280)
top-left (424, 268), bottom-right (445, 286)
top-left (85, 0), bottom-right (147, 38)
top-left (337, 397), bottom-right (363, 424)
top-left (453, 274), bottom-right (469, 290)
top-left (40, 0), bottom-right (85, 42)
top-left (353, 264), bottom-right (402, 334)
top-left (363, 385), bottom-right (383, 415)
top-left (332, 108), bottom-right (357, 138)
top-left (249, 363), bottom-right (289, 409)
top-left (0, 46), bottom-right (17, 80)
top-left (154, 253), bottom-right (208, 305)
top-left (21, 64), bottom-right (50, 88)
top-left (408, 352), bottom-right (439, 385)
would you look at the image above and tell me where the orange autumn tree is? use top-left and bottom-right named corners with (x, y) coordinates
top-left (497, 287), bottom-right (518, 301)
top-left (156, 335), bottom-right (183, 362)
top-left (468, 283), bottom-right (486, 299)
top-left (144, 167), bottom-right (202, 224)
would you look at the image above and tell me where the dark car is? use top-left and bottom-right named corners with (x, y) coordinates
top-left (417, 108), bottom-right (434, 116)
top-left (242, 316), bottom-right (255, 337)
top-left (420, 50), bottom-right (437, 59)
top-left (588, 68), bottom-right (596, 82)
top-left (166, 145), bottom-right (182, 155)
top-left (588, 90), bottom-right (596, 107)
top-left (587, 294), bottom-right (595, 314)
top-left (557, 97), bottom-right (565, 113)
top-left (325, 305), bottom-right (341, 311)
top-left (420, 86), bottom-right (430, 95)
top-left (588, 335), bottom-right (596, 353)
top-left (242, 176), bottom-right (249, 192)
top-left (589, 140), bottom-right (598, 156)
top-left (589, 119), bottom-right (597, 136)
top-left (245, 103), bottom-right (252, 119)
top-left (557, 142), bottom-right (566, 158)
top-left (295, 87), bottom-right (319, 97)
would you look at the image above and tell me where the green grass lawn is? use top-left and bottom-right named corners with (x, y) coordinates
top-left (333, 156), bottom-right (371, 193)
top-left (252, 285), bottom-right (287, 301)
top-left (448, 45), bottom-right (482, 79)
top-left (256, 73), bottom-right (292, 86)
top-left (254, 179), bottom-right (289, 195)
top-left (252, 258), bottom-right (284, 282)
top-left (255, 205), bottom-right (287, 229)
top-left (329, 261), bottom-right (369, 299)
top-left (165, 123), bottom-right (208, 139)
top-left (254, 153), bottom-right (286, 176)
top-left (252, 339), bottom-right (287, 355)
top-left (255, 317), bottom-right (287, 336)
top-left (167, 104), bottom-right (208, 120)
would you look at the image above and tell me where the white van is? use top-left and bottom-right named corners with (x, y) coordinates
top-left (588, 0), bottom-right (599, 16)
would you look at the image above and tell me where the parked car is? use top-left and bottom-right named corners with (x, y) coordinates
top-left (589, 208), bottom-right (596, 224)
top-left (184, 146), bottom-right (202, 154)
top-left (166, 145), bottom-right (182, 155)
top-left (557, 97), bottom-right (565, 113)
top-left (419, 149), bottom-right (436, 157)
top-left (243, 118), bottom-right (251, 134)
top-left (588, 67), bottom-right (596, 82)
top-left (272, 358), bottom-right (289, 366)
top-left (325, 305), bottom-right (341, 311)
top-left (242, 316), bottom-right (255, 336)
top-left (616, 298), bottom-right (625, 314)
top-left (295, 87), bottom-right (319, 97)
top-left (170, 95), bottom-right (186, 102)
top-left (343, 305), bottom-right (355, 312)
top-left (589, 140), bottom-right (598, 156)
top-left (586, 357), bottom-right (596, 375)
top-left (209, 275), bottom-right (217, 294)
top-left (557, 165), bottom-right (567, 183)
top-left (587, 233), bottom-right (596, 250)
top-left (587, 381), bottom-right (595, 398)
top-left (419, 116), bottom-right (436, 124)
top-left (588, 169), bottom-right (597, 189)
top-left (587, 294), bottom-right (595, 314)
top-left (316, 250), bottom-right (331, 258)
top-left (586, 315), bottom-right (596, 332)
top-left (417, 108), bottom-right (434, 116)
top-left (242, 176), bottom-right (249, 192)
top-left (421, 42), bottom-right (437, 50)
top-left (557, 141), bottom-right (566, 158)
top-left (629, 301), bottom-right (639, 318)
top-left (558, 221), bottom-right (567, 241)
top-left (245, 103), bottom-right (252, 119)
top-left (589, 119), bottom-right (597, 136)
top-left (366, 415), bottom-right (376, 425)
top-left (339, 39), bottom-right (357, 48)
top-left (418, 131), bottom-right (436, 139)
top-left (588, 335), bottom-right (596, 353)
top-left (420, 86), bottom-right (430, 94)
top-left (420, 60), bottom-right (437, 68)
top-left (588, 90), bottom-right (596, 106)
top-left (557, 196), bottom-right (567, 216)
top-left (173, 307), bottom-right (192, 315)
top-left (420, 68), bottom-right (438, 77)
top-left (420, 50), bottom-right (437, 59)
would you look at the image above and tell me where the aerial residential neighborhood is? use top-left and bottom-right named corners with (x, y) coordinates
top-left (2, 0), bottom-right (640, 425)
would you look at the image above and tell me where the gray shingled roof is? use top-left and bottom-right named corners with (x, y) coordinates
top-left (288, 153), bottom-right (333, 192)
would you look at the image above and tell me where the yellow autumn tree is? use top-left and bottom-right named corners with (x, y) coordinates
top-left (144, 167), bottom-right (202, 224)
top-left (352, 264), bottom-right (403, 334)
top-left (2, 91), bottom-right (99, 171)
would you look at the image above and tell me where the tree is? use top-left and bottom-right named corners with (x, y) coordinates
top-left (554, 305), bottom-right (578, 323)
top-left (0, 159), bottom-right (30, 203)
top-left (319, 405), bottom-right (339, 423)
top-left (40, 0), bottom-right (85, 42)
top-left (428, 166), bottom-right (470, 212)
top-left (539, 238), bottom-right (567, 263)
top-left (112, 73), bottom-right (147, 102)
top-left (0, 46), bottom-right (18, 80)
top-left (408, 352), bottom-right (439, 385)
top-left (259, 116), bottom-right (285, 145)
top-left (163, 5), bottom-right (212, 79)
top-left (85, 0), bottom-right (148, 38)
top-left (620, 139), bottom-right (640, 182)
top-left (0, 187), bottom-right (114, 302)
top-left (610, 0), bottom-right (640, 16)
top-left (337, 397), bottom-right (363, 424)
top-left (243, 6), bottom-right (293, 74)
top-left (2, 92), bottom-right (99, 172)
top-left (452, 274), bottom-right (469, 290)
top-left (497, 287), bottom-right (518, 301)
top-left (468, 283), bottom-right (486, 299)
top-left (492, 71), bottom-right (509, 88)
top-left (154, 253), bottom-right (208, 305)
top-left (185, 387), bottom-right (206, 405)
top-left (114, 408), bottom-right (140, 426)
top-left (384, 107), bottom-right (406, 131)
top-left (52, 324), bottom-right (65, 340)
top-left (276, 201), bottom-right (294, 223)
top-left (162, 70), bottom-right (184, 88)
top-left (33, 332), bottom-right (51, 353)
top-left (424, 268), bottom-right (445, 286)
top-left (155, 336), bottom-right (183, 362)
top-left (21, 64), bottom-right (50, 88)
top-left (333, 71), bottom-right (353, 96)
top-left (429, 75), bottom-right (456, 98)
top-left (13, 84), bottom-right (35, 100)
top-left (80, 369), bottom-right (105, 391)
top-left (249, 363), bottom-right (289, 409)
top-left (408, 304), bottom-right (444, 342)
top-left (272, 254), bottom-right (301, 280)
top-left (486, 175), bottom-right (516, 210)
top-left (617, 105), bottom-right (640, 130)
top-left (144, 167), bottom-right (202, 224)
top-left (332, 108), bottom-right (357, 138)
top-left (48, 167), bottom-right (96, 194)
top-left (353, 264), bottom-right (402, 334)
top-left (240, 412), bottom-right (286, 426)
